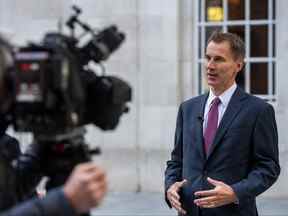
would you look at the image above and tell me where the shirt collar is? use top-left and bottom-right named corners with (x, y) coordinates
top-left (207, 83), bottom-right (237, 108)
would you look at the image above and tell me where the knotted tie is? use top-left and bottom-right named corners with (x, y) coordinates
top-left (204, 97), bottom-right (221, 154)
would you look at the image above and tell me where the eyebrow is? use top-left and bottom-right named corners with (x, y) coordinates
top-left (205, 54), bottom-right (225, 60)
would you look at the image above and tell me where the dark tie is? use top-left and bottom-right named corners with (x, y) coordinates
top-left (204, 97), bottom-right (221, 154)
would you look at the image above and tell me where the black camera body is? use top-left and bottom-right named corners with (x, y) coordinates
top-left (13, 43), bottom-right (85, 133)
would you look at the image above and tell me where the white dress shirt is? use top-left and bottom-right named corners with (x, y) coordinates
top-left (203, 83), bottom-right (237, 133)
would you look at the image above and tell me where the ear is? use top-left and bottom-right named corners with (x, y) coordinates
top-left (236, 61), bottom-right (244, 73)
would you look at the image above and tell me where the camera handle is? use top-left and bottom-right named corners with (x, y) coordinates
top-left (66, 5), bottom-right (95, 39)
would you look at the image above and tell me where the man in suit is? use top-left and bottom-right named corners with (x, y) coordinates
top-left (165, 31), bottom-right (280, 216)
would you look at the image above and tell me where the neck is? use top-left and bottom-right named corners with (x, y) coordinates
top-left (211, 82), bottom-right (235, 96)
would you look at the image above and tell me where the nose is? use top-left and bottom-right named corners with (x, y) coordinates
top-left (206, 59), bottom-right (216, 69)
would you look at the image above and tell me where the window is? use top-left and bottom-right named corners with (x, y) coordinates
top-left (195, 0), bottom-right (276, 101)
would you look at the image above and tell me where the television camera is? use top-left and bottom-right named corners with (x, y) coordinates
top-left (0, 5), bottom-right (132, 206)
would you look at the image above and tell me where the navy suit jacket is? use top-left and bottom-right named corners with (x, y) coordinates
top-left (165, 87), bottom-right (280, 216)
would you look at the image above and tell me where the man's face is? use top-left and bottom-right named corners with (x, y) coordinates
top-left (205, 41), bottom-right (243, 94)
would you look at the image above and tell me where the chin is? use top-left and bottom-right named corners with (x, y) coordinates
top-left (207, 81), bottom-right (218, 88)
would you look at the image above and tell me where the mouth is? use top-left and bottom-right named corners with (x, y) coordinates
top-left (207, 73), bottom-right (218, 79)
top-left (206, 72), bottom-right (219, 85)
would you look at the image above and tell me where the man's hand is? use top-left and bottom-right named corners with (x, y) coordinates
top-left (63, 162), bottom-right (107, 213)
top-left (167, 179), bottom-right (187, 214)
top-left (194, 177), bottom-right (237, 208)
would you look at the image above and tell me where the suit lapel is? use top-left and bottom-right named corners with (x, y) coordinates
top-left (206, 87), bottom-right (248, 159)
top-left (194, 93), bottom-right (208, 161)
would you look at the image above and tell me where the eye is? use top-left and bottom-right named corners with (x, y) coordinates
top-left (205, 55), bottom-right (211, 61)
top-left (213, 56), bottom-right (225, 63)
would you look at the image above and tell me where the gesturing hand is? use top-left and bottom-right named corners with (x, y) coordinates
top-left (63, 163), bottom-right (107, 213)
top-left (194, 177), bottom-right (237, 208)
top-left (167, 179), bottom-right (187, 215)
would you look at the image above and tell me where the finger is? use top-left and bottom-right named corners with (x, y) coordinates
top-left (178, 179), bottom-right (188, 188)
top-left (167, 187), bottom-right (180, 200)
top-left (87, 168), bottom-right (106, 181)
top-left (170, 190), bottom-right (180, 200)
top-left (170, 199), bottom-right (181, 209)
top-left (200, 202), bottom-right (218, 208)
top-left (90, 182), bottom-right (108, 203)
top-left (178, 207), bottom-right (187, 215)
top-left (207, 177), bottom-right (223, 186)
top-left (194, 189), bottom-right (217, 197)
top-left (194, 196), bottom-right (218, 206)
top-left (168, 194), bottom-right (182, 207)
top-left (168, 192), bottom-right (187, 215)
top-left (170, 200), bottom-right (186, 215)
top-left (77, 172), bottom-right (104, 188)
top-left (89, 179), bottom-right (107, 193)
top-left (93, 187), bottom-right (107, 201)
top-left (194, 196), bottom-right (218, 204)
top-left (75, 163), bottom-right (99, 172)
top-left (174, 180), bottom-right (187, 190)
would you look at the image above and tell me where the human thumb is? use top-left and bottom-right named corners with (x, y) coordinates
top-left (179, 179), bottom-right (188, 187)
top-left (207, 177), bottom-right (222, 186)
